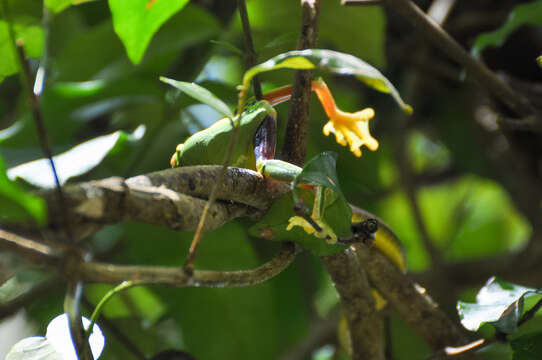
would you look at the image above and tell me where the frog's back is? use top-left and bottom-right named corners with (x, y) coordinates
top-left (176, 103), bottom-right (272, 168)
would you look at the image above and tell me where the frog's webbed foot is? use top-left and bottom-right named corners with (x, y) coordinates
top-left (286, 215), bottom-right (338, 244)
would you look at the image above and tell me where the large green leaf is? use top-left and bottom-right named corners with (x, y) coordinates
top-left (472, 1), bottom-right (542, 58)
top-left (108, 0), bottom-right (190, 64)
top-left (160, 77), bottom-right (233, 118)
top-left (0, 155), bottom-right (46, 224)
top-left (7, 126), bottom-right (145, 188)
top-left (243, 49), bottom-right (412, 113)
top-left (457, 277), bottom-right (542, 334)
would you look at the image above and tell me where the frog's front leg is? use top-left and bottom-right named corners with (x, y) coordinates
top-left (253, 112), bottom-right (339, 243)
top-left (285, 185), bottom-right (339, 243)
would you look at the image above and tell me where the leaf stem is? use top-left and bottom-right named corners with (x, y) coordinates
top-left (86, 281), bottom-right (135, 339)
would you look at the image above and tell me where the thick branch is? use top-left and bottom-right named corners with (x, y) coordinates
top-left (352, 243), bottom-right (469, 350)
top-left (28, 166), bottom-right (288, 240)
top-left (322, 250), bottom-right (385, 360)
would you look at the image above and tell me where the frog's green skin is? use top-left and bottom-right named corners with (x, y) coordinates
top-left (171, 100), bottom-right (302, 182)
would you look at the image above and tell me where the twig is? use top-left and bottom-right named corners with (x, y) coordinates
top-left (281, 0), bottom-right (321, 166)
top-left (79, 242), bottom-right (297, 286)
top-left (237, 0), bottom-right (262, 99)
top-left (65, 281), bottom-right (93, 360)
top-left (0, 228), bottom-right (297, 287)
top-left (0, 229), bottom-right (62, 265)
top-left (0, 0), bottom-right (72, 242)
top-left (382, 0), bottom-right (534, 118)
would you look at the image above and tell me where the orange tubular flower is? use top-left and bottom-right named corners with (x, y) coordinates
top-left (312, 79), bottom-right (379, 157)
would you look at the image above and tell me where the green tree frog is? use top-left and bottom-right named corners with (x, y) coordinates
top-left (170, 78), bottom-right (380, 245)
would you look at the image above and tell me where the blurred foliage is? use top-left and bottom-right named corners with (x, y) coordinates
top-left (471, 1), bottom-right (542, 58)
top-left (0, 0), bottom-right (537, 359)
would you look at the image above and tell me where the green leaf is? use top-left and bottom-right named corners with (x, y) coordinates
top-left (160, 77), bottom-right (233, 118)
top-left (108, 0), bottom-right (190, 64)
top-left (7, 126), bottom-right (145, 188)
top-left (44, 0), bottom-right (97, 13)
top-left (294, 152), bottom-right (352, 238)
top-left (243, 49), bottom-right (412, 113)
top-left (0, 0), bottom-right (44, 83)
top-left (249, 152), bottom-right (352, 255)
top-left (511, 332), bottom-right (542, 360)
top-left (472, 1), bottom-right (542, 58)
top-left (249, 193), bottom-right (348, 256)
top-left (0, 155), bottom-right (46, 224)
top-left (44, 0), bottom-right (72, 13)
top-left (457, 277), bottom-right (542, 334)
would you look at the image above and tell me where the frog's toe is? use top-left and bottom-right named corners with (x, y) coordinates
top-left (286, 216), bottom-right (338, 244)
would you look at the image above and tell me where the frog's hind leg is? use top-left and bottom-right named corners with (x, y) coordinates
top-left (286, 186), bottom-right (338, 243)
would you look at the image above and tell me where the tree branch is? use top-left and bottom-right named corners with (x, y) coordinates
top-left (16, 166), bottom-right (289, 240)
top-left (322, 250), bottom-right (385, 360)
top-left (352, 243), bottom-right (470, 350)
top-left (0, 228), bottom-right (297, 288)
top-left (383, 0), bottom-right (535, 118)
top-left (281, 0), bottom-right (321, 166)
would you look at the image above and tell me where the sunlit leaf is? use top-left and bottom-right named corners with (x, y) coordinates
top-left (5, 314), bottom-right (104, 360)
top-left (457, 277), bottom-right (542, 334)
top-left (108, 0), bottom-right (190, 64)
top-left (8, 126), bottom-right (145, 188)
top-left (0, 155), bottom-right (46, 224)
top-left (44, 0), bottom-right (72, 13)
top-left (44, 0), bottom-right (97, 13)
top-left (45, 314), bottom-right (104, 360)
top-left (5, 337), bottom-right (62, 360)
top-left (243, 49), bottom-right (412, 113)
top-left (472, 1), bottom-right (542, 58)
top-left (160, 77), bottom-right (233, 118)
